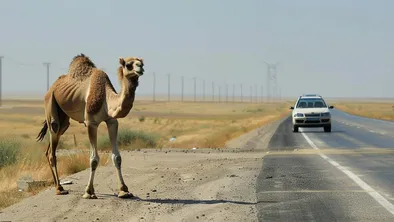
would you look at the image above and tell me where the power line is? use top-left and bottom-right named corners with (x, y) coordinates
top-left (43, 62), bottom-right (51, 91)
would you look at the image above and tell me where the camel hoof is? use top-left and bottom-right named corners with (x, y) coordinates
top-left (118, 191), bottom-right (134, 199)
top-left (82, 193), bottom-right (98, 199)
top-left (56, 190), bottom-right (69, 195)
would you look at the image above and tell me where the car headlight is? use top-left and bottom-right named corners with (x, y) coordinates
top-left (321, 112), bottom-right (330, 117)
top-left (294, 113), bottom-right (304, 117)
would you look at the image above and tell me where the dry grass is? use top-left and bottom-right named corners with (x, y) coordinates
top-left (333, 101), bottom-right (394, 121)
top-left (0, 139), bottom-right (109, 209)
top-left (0, 99), bottom-right (291, 209)
top-left (0, 100), bottom-right (292, 149)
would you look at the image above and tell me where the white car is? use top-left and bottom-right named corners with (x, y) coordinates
top-left (290, 94), bottom-right (334, 133)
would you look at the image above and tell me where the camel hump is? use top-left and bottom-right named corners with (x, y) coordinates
top-left (86, 69), bottom-right (112, 115)
top-left (68, 53), bottom-right (97, 80)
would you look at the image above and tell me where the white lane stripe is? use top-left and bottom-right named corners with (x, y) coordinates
top-left (300, 131), bottom-right (394, 215)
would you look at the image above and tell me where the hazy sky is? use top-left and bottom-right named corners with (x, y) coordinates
top-left (1, 0), bottom-right (393, 98)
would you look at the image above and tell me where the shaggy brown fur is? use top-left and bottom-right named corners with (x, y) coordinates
top-left (68, 54), bottom-right (96, 80)
top-left (86, 69), bottom-right (115, 114)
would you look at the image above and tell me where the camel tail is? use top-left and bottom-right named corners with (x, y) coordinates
top-left (36, 120), bottom-right (48, 142)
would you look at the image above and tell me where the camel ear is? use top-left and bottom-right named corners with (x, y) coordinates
top-left (119, 57), bottom-right (125, 66)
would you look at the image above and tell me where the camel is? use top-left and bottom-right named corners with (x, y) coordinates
top-left (36, 54), bottom-right (144, 199)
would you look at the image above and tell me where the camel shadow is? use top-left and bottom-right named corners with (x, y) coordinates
top-left (98, 194), bottom-right (277, 205)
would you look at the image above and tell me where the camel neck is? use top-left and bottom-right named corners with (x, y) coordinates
top-left (115, 76), bottom-right (138, 118)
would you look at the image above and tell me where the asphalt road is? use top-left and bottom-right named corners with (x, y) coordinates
top-left (257, 109), bottom-right (394, 221)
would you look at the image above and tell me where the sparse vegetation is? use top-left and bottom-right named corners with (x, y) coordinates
top-left (91, 128), bottom-right (159, 150)
top-left (0, 99), bottom-right (291, 209)
top-left (333, 101), bottom-right (394, 121)
top-left (0, 139), bottom-right (21, 168)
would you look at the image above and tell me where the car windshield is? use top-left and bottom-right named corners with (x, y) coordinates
top-left (296, 98), bottom-right (327, 108)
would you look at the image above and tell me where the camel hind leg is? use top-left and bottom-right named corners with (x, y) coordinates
top-left (44, 91), bottom-right (70, 195)
top-left (46, 115), bottom-right (70, 195)
top-left (45, 143), bottom-right (56, 185)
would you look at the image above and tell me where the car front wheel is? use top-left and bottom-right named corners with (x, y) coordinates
top-left (324, 125), bottom-right (331, 132)
top-left (293, 125), bottom-right (299, 133)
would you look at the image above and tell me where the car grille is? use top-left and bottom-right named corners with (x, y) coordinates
top-left (305, 120), bottom-right (320, 124)
top-left (305, 113), bottom-right (320, 117)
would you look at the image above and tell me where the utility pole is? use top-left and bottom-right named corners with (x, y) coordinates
top-left (153, 72), bottom-right (156, 102)
top-left (43, 62), bottom-right (51, 91)
top-left (193, 77), bottom-right (197, 102)
top-left (181, 76), bottom-right (184, 102)
top-left (266, 65), bottom-right (270, 103)
top-left (272, 66), bottom-right (278, 102)
top-left (0, 56), bottom-right (3, 107)
top-left (250, 85), bottom-right (253, 103)
top-left (203, 79), bottom-right (205, 101)
top-left (219, 86), bottom-right (221, 102)
top-left (261, 85), bottom-right (264, 103)
top-left (212, 82), bottom-right (215, 102)
top-left (241, 83), bottom-right (243, 103)
top-left (226, 84), bottom-right (228, 103)
top-left (255, 84), bottom-right (258, 103)
top-left (167, 73), bottom-right (171, 102)
top-left (232, 84), bottom-right (235, 103)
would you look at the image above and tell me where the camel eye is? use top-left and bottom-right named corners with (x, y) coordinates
top-left (125, 62), bottom-right (133, 70)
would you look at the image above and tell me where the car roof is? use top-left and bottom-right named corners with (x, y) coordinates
top-left (301, 94), bottom-right (321, 97)
top-left (298, 94), bottom-right (322, 99)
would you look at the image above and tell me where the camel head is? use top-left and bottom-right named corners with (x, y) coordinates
top-left (118, 57), bottom-right (144, 78)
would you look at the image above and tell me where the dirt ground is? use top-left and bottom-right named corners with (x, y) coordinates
top-left (0, 115), bottom-right (282, 222)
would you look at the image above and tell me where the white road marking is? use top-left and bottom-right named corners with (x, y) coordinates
top-left (300, 131), bottom-right (394, 215)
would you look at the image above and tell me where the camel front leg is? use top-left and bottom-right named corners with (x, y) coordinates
top-left (82, 122), bottom-right (100, 199)
top-left (105, 118), bottom-right (134, 198)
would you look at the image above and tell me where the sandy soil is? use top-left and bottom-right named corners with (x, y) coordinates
top-left (0, 118), bottom-right (283, 222)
